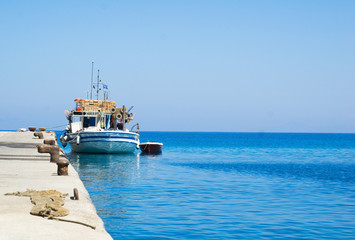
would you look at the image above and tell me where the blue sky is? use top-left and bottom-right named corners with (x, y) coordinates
top-left (0, 0), bottom-right (354, 132)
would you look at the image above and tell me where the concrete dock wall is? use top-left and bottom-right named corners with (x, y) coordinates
top-left (0, 131), bottom-right (113, 240)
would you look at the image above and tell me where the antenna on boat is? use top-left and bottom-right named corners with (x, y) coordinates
top-left (104, 91), bottom-right (109, 100)
top-left (90, 61), bottom-right (94, 100)
top-left (97, 69), bottom-right (100, 100)
top-left (127, 106), bottom-right (134, 113)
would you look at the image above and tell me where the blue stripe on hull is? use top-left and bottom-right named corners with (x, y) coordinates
top-left (70, 140), bottom-right (139, 153)
top-left (80, 135), bottom-right (136, 140)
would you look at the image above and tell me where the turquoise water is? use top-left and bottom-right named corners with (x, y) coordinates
top-left (60, 132), bottom-right (355, 239)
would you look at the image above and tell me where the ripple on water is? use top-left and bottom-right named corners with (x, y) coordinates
top-left (64, 132), bottom-right (355, 240)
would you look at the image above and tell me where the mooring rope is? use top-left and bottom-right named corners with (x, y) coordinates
top-left (46, 124), bottom-right (68, 130)
top-left (48, 216), bottom-right (96, 230)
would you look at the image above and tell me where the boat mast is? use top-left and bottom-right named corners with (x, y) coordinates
top-left (97, 70), bottom-right (100, 100)
top-left (90, 61), bottom-right (94, 100)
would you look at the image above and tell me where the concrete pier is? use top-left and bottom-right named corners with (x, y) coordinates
top-left (0, 131), bottom-right (113, 240)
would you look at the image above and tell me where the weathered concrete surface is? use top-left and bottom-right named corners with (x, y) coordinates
top-left (0, 132), bottom-right (113, 240)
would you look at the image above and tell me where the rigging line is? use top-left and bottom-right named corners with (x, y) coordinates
top-left (46, 124), bottom-right (68, 129)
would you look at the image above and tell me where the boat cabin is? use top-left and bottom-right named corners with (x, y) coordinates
top-left (67, 98), bottom-right (133, 133)
top-left (69, 99), bottom-right (116, 133)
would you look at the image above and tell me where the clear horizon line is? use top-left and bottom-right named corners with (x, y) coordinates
top-left (2, 129), bottom-right (354, 134)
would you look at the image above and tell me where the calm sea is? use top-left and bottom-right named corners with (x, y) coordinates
top-left (57, 132), bottom-right (355, 240)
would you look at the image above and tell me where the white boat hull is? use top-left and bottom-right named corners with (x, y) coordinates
top-left (62, 130), bottom-right (139, 154)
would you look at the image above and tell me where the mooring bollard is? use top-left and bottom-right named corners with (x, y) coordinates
top-left (56, 158), bottom-right (69, 176)
top-left (59, 149), bottom-right (68, 159)
top-left (73, 188), bottom-right (79, 200)
top-left (43, 139), bottom-right (56, 145)
top-left (37, 144), bottom-right (60, 162)
top-left (28, 127), bottom-right (36, 132)
top-left (34, 132), bottom-right (44, 139)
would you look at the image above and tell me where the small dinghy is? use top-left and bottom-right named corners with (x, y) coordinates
top-left (139, 142), bottom-right (163, 154)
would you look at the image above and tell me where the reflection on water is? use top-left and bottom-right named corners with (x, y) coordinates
top-left (68, 152), bottom-right (164, 189)
top-left (69, 152), bottom-right (140, 183)
top-left (139, 152), bottom-right (162, 157)
top-left (68, 152), bottom-right (164, 225)
top-left (69, 152), bottom-right (140, 169)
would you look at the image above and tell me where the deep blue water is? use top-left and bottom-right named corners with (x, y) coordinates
top-left (57, 132), bottom-right (355, 239)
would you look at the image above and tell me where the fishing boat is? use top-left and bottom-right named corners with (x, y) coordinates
top-left (139, 142), bottom-right (163, 154)
top-left (60, 66), bottom-right (140, 153)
